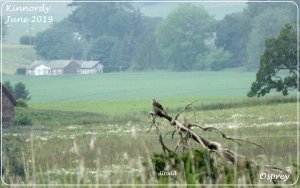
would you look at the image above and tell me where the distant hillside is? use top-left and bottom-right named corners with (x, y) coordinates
top-left (2, 44), bottom-right (36, 74)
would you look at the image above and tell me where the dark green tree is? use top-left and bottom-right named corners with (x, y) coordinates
top-left (245, 7), bottom-right (295, 70)
top-left (131, 17), bottom-right (164, 70)
top-left (14, 82), bottom-right (31, 101)
top-left (87, 35), bottom-right (117, 65)
top-left (248, 24), bottom-right (298, 97)
top-left (34, 19), bottom-right (83, 60)
top-left (216, 1), bottom-right (297, 70)
top-left (68, 2), bottom-right (135, 39)
top-left (20, 35), bottom-right (35, 45)
top-left (196, 47), bottom-right (231, 71)
top-left (131, 33), bottom-right (164, 70)
top-left (215, 12), bottom-right (250, 68)
top-left (155, 4), bottom-right (215, 70)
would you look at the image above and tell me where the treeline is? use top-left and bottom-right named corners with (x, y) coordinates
top-left (34, 1), bottom-right (297, 71)
top-left (216, 1), bottom-right (297, 70)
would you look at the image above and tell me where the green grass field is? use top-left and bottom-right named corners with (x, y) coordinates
top-left (4, 71), bottom-right (257, 114)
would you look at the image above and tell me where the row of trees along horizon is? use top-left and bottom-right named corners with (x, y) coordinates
top-left (12, 1), bottom-right (297, 72)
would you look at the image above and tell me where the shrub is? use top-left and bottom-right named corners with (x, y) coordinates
top-left (14, 108), bottom-right (32, 126)
top-left (150, 149), bottom-right (218, 184)
top-left (16, 99), bottom-right (28, 108)
top-left (16, 67), bottom-right (26, 75)
top-left (144, 149), bottom-right (260, 184)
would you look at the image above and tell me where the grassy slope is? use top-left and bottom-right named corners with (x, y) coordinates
top-left (2, 44), bottom-right (36, 74)
top-left (4, 71), bottom-right (257, 114)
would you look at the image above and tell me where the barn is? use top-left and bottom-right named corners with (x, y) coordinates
top-left (1, 84), bottom-right (17, 126)
top-left (79, 61), bottom-right (104, 74)
top-left (49, 60), bottom-right (81, 75)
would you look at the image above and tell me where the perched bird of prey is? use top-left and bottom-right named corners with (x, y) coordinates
top-left (152, 99), bottom-right (167, 117)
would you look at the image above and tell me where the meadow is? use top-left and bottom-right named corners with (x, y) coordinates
top-left (4, 71), bottom-right (257, 114)
top-left (3, 99), bottom-right (298, 185)
top-left (2, 71), bottom-right (299, 186)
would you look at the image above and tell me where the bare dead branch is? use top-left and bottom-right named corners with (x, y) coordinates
top-left (175, 131), bottom-right (191, 152)
top-left (188, 123), bottom-right (270, 164)
top-left (146, 124), bottom-right (154, 133)
top-left (173, 120), bottom-right (206, 148)
top-left (159, 134), bottom-right (174, 156)
top-left (174, 101), bottom-right (197, 120)
top-left (146, 113), bottom-right (157, 133)
top-left (175, 132), bottom-right (183, 152)
top-left (171, 130), bottom-right (176, 139)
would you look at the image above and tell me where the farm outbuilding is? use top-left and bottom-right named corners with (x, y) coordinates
top-left (27, 60), bottom-right (81, 76)
top-left (79, 61), bottom-right (104, 74)
top-left (1, 84), bottom-right (17, 126)
top-left (49, 60), bottom-right (81, 75)
top-left (33, 64), bottom-right (51, 75)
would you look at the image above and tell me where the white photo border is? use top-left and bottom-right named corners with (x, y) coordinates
top-left (1, 0), bottom-right (299, 186)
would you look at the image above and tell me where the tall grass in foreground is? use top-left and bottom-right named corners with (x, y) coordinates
top-left (2, 123), bottom-right (298, 185)
top-left (2, 97), bottom-right (299, 186)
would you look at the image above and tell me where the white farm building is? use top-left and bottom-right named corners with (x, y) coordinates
top-left (26, 60), bottom-right (104, 76)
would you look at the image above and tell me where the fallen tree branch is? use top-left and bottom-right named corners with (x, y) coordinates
top-left (148, 111), bottom-right (175, 156)
top-left (174, 101), bottom-right (197, 120)
top-left (147, 100), bottom-right (292, 184)
top-left (188, 123), bottom-right (270, 164)
top-left (159, 134), bottom-right (174, 155)
top-left (148, 100), bottom-right (271, 165)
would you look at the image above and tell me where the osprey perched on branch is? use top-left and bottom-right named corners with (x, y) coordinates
top-left (152, 99), bottom-right (167, 117)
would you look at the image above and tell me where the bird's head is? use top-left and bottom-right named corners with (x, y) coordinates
top-left (152, 98), bottom-right (156, 103)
